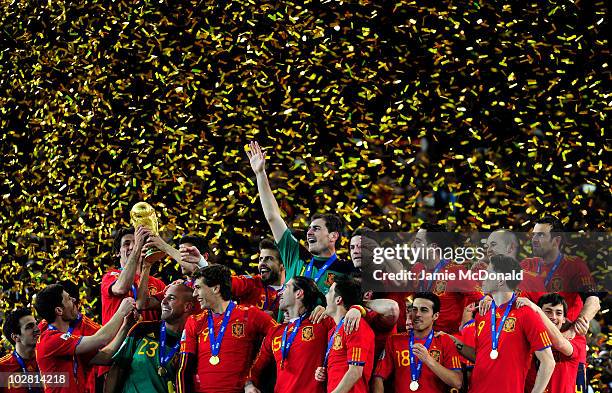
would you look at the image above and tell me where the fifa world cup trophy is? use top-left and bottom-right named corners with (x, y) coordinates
top-left (130, 202), bottom-right (166, 263)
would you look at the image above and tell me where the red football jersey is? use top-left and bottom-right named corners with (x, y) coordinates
top-left (179, 304), bottom-right (276, 393)
top-left (381, 292), bottom-right (410, 333)
top-left (410, 262), bottom-right (482, 334)
top-left (231, 275), bottom-right (280, 315)
top-left (249, 316), bottom-right (335, 393)
top-left (37, 314), bottom-right (101, 392)
top-left (36, 328), bottom-right (87, 393)
top-left (326, 319), bottom-right (375, 393)
top-left (469, 299), bottom-right (552, 393)
top-left (525, 332), bottom-right (586, 393)
top-left (101, 268), bottom-right (166, 324)
top-left (374, 331), bottom-right (462, 393)
top-left (521, 255), bottom-right (595, 321)
top-left (365, 310), bottom-right (397, 363)
top-left (0, 352), bottom-right (39, 393)
top-left (454, 320), bottom-right (475, 368)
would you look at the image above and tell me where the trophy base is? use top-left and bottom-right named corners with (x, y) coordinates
top-left (144, 249), bottom-right (166, 264)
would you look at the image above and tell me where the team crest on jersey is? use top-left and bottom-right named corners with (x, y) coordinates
top-left (550, 277), bottom-right (563, 292)
top-left (301, 326), bottom-right (314, 341)
top-left (434, 280), bottom-right (447, 295)
top-left (332, 334), bottom-right (343, 350)
top-left (232, 322), bottom-right (245, 338)
top-left (503, 317), bottom-right (516, 333)
top-left (325, 273), bottom-right (336, 287)
top-left (429, 350), bottom-right (441, 362)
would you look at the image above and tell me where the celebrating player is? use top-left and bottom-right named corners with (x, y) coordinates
top-left (372, 292), bottom-right (463, 393)
top-left (176, 265), bottom-right (276, 393)
top-left (0, 309), bottom-right (41, 393)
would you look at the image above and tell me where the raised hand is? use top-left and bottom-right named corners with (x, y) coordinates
top-left (246, 141), bottom-right (266, 175)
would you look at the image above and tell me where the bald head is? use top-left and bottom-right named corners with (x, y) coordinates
top-left (485, 230), bottom-right (519, 259)
top-left (160, 284), bottom-right (195, 323)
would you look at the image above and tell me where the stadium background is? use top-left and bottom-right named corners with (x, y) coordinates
top-left (0, 0), bottom-right (609, 390)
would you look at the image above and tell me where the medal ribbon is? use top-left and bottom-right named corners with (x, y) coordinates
top-left (490, 293), bottom-right (517, 353)
top-left (48, 314), bottom-right (82, 380)
top-left (418, 259), bottom-right (449, 291)
top-left (323, 318), bottom-right (344, 367)
top-left (207, 301), bottom-right (236, 359)
top-left (280, 314), bottom-right (307, 364)
top-left (408, 329), bottom-right (435, 384)
top-left (304, 254), bottom-right (338, 283)
top-left (159, 321), bottom-right (181, 370)
top-left (536, 253), bottom-right (563, 288)
top-left (13, 351), bottom-right (41, 393)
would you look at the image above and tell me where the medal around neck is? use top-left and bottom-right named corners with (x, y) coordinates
top-left (130, 201), bottom-right (165, 263)
top-left (158, 366), bottom-right (167, 376)
top-left (410, 381), bottom-right (419, 391)
top-left (490, 349), bottom-right (499, 359)
top-left (209, 355), bottom-right (220, 365)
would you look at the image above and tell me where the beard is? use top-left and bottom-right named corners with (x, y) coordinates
top-left (262, 270), bottom-right (279, 285)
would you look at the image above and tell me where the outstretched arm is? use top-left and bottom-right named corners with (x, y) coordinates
top-left (246, 141), bottom-right (288, 242)
top-left (112, 226), bottom-right (149, 296)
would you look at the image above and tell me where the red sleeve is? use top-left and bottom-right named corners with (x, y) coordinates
top-left (365, 310), bottom-right (395, 333)
top-left (321, 317), bottom-right (336, 333)
top-left (232, 275), bottom-right (256, 297)
top-left (440, 334), bottom-right (463, 370)
top-left (248, 328), bottom-right (276, 386)
top-left (521, 309), bottom-right (552, 352)
top-left (558, 334), bottom-right (586, 361)
top-left (345, 325), bottom-right (372, 366)
top-left (39, 331), bottom-right (82, 358)
top-left (101, 272), bottom-right (119, 298)
top-left (373, 335), bottom-right (394, 379)
top-left (569, 257), bottom-right (596, 292)
top-left (251, 307), bottom-right (277, 336)
top-left (180, 316), bottom-right (198, 354)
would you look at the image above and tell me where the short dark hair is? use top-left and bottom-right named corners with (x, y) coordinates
top-left (3, 308), bottom-right (32, 346)
top-left (58, 280), bottom-right (79, 302)
top-left (311, 213), bottom-right (343, 236)
top-left (489, 254), bottom-right (522, 290)
top-left (332, 275), bottom-right (362, 309)
top-left (112, 227), bottom-right (135, 255)
top-left (34, 284), bottom-right (65, 323)
top-left (192, 265), bottom-right (232, 301)
top-left (535, 216), bottom-right (565, 248)
top-left (351, 227), bottom-right (375, 239)
top-left (420, 223), bottom-right (457, 250)
top-left (179, 234), bottom-right (210, 256)
top-left (259, 238), bottom-right (279, 254)
top-left (293, 276), bottom-right (326, 313)
top-left (537, 293), bottom-right (568, 317)
top-left (413, 292), bottom-right (441, 314)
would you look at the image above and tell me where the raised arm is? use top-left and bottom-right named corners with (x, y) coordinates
top-left (135, 259), bottom-right (160, 311)
top-left (76, 298), bottom-right (135, 355)
top-left (112, 226), bottom-right (149, 296)
top-left (515, 297), bottom-right (573, 356)
top-left (246, 141), bottom-right (288, 242)
top-left (365, 299), bottom-right (400, 327)
top-left (90, 315), bottom-right (135, 365)
top-left (144, 234), bottom-right (181, 265)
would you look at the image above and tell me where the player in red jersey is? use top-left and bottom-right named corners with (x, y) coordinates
top-left (518, 294), bottom-right (587, 393)
top-left (0, 309), bottom-right (40, 393)
top-left (245, 276), bottom-right (332, 393)
top-left (231, 239), bottom-right (284, 317)
top-left (447, 255), bottom-right (555, 393)
top-left (34, 284), bottom-right (136, 393)
top-left (372, 292), bottom-right (463, 393)
top-left (409, 224), bottom-right (482, 334)
top-left (521, 216), bottom-right (600, 325)
top-left (176, 265), bottom-right (276, 393)
top-left (472, 230), bottom-right (545, 302)
top-left (101, 226), bottom-right (166, 324)
top-left (314, 276), bottom-right (375, 393)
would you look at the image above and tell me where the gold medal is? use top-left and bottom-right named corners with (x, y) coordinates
top-left (209, 355), bottom-right (220, 365)
top-left (158, 366), bottom-right (167, 376)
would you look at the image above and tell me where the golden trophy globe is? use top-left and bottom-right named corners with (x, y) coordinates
top-left (130, 202), bottom-right (166, 263)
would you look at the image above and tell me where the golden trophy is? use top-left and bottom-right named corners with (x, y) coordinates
top-left (130, 202), bottom-right (166, 263)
